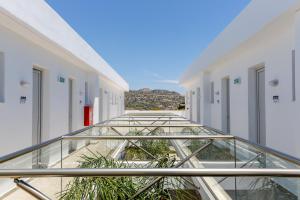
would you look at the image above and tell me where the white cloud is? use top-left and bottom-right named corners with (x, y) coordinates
top-left (152, 73), bottom-right (162, 79)
top-left (156, 79), bottom-right (179, 84)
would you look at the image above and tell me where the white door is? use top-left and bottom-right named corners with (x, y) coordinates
top-left (68, 79), bottom-right (73, 132)
top-left (99, 88), bottom-right (103, 122)
top-left (256, 68), bottom-right (266, 145)
top-left (32, 69), bottom-right (42, 167)
top-left (106, 91), bottom-right (110, 120)
top-left (196, 87), bottom-right (201, 123)
top-left (68, 79), bottom-right (77, 152)
top-left (189, 91), bottom-right (193, 120)
top-left (222, 78), bottom-right (230, 133)
top-left (32, 69), bottom-right (42, 145)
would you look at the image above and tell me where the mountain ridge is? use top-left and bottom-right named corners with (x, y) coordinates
top-left (125, 89), bottom-right (185, 110)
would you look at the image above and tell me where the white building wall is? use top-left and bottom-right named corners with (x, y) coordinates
top-left (98, 76), bottom-right (125, 121)
top-left (182, 6), bottom-right (300, 158)
top-left (0, 3), bottom-right (127, 157)
top-left (0, 1), bottom-right (128, 197)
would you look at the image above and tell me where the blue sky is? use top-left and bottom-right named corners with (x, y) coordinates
top-left (46, 0), bottom-right (250, 94)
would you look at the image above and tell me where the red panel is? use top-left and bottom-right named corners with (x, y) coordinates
top-left (84, 106), bottom-right (93, 126)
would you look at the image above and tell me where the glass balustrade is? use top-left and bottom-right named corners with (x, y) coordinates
top-left (0, 113), bottom-right (299, 200)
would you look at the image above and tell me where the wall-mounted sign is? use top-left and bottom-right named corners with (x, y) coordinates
top-left (234, 77), bottom-right (241, 85)
top-left (57, 75), bottom-right (65, 83)
top-left (273, 95), bottom-right (279, 103)
top-left (20, 96), bottom-right (27, 104)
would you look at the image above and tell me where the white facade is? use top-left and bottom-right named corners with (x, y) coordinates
top-left (180, 0), bottom-right (300, 159)
top-left (0, 0), bottom-right (128, 157)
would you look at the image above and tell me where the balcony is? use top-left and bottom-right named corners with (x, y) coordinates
top-left (0, 112), bottom-right (300, 200)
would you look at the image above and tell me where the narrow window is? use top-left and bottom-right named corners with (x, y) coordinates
top-left (0, 52), bottom-right (4, 103)
top-left (292, 50), bottom-right (296, 101)
top-left (85, 81), bottom-right (88, 105)
top-left (210, 82), bottom-right (214, 103)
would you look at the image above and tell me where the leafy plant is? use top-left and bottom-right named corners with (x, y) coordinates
top-left (125, 139), bottom-right (174, 160)
top-left (188, 140), bottom-right (236, 161)
top-left (59, 152), bottom-right (200, 200)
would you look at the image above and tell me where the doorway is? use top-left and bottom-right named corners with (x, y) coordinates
top-left (68, 78), bottom-right (76, 153)
top-left (196, 87), bottom-right (201, 123)
top-left (189, 91), bottom-right (193, 120)
top-left (32, 68), bottom-right (42, 167)
top-left (32, 69), bottom-right (42, 145)
top-left (256, 67), bottom-right (266, 145)
top-left (99, 88), bottom-right (103, 122)
top-left (222, 77), bottom-right (230, 133)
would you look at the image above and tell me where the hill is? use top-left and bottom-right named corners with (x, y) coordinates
top-left (125, 88), bottom-right (185, 110)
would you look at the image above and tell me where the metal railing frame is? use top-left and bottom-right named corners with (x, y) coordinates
top-left (1, 113), bottom-right (300, 199)
top-left (0, 168), bottom-right (300, 178)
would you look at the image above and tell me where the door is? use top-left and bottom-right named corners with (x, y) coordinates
top-left (32, 69), bottom-right (42, 167)
top-left (99, 88), bottom-right (103, 122)
top-left (189, 91), bottom-right (193, 120)
top-left (68, 79), bottom-right (73, 133)
top-left (68, 79), bottom-right (76, 152)
top-left (222, 77), bottom-right (230, 133)
top-left (196, 87), bottom-right (201, 123)
top-left (256, 68), bottom-right (266, 145)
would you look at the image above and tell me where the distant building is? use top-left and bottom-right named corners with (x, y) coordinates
top-left (0, 0), bottom-right (128, 156)
top-left (180, 0), bottom-right (300, 158)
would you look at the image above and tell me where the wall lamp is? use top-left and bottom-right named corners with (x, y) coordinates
top-left (20, 80), bottom-right (30, 88)
top-left (269, 79), bottom-right (279, 87)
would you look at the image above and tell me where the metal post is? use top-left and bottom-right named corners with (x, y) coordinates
top-left (130, 140), bottom-right (213, 199)
top-left (110, 127), bottom-right (157, 160)
top-left (14, 179), bottom-right (51, 200)
top-left (234, 138), bottom-right (237, 200)
top-left (60, 139), bottom-right (63, 196)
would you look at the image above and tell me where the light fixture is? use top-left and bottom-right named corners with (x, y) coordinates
top-left (20, 80), bottom-right (30, 88)
top-left (269, 79), bottom-right (279, 87)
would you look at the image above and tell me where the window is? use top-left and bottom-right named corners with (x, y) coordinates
top-left (210, 81), bottom-right (214, 103)
top-left (0, 52), bottom-right (4, 103)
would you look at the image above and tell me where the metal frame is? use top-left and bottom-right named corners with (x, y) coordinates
top-left (0, 168), bottom-right (300, 178)
top-left (2, 113), bottom-right (300, 200)
top-left (0, 125), bottom-right (93, 164)
top-left (14, 179), bottom-right (50, 200)
top-left (95, 124), bottom-right (202, 127)
top-left (62, 135), bottom-right (234, 140)
top-left (117, 116), bottom-right (184, 118)
top-left (109, 119), bottom-right (189, 122)
top-left (204, 125), bottom-right (300, 166)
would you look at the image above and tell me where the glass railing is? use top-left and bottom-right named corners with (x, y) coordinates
top-left (0, 113), bottom-right (300, 200)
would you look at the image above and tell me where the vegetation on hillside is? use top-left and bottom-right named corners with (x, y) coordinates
top-left (125, 88), bottom-right (185, 110)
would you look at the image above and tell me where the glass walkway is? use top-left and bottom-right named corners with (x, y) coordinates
top-left (0, 112), bottom-right (300, 200)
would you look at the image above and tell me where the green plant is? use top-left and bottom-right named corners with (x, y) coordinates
top-left (59, 152), bottom-right (200, 200)
top-left (188, 140), bottom-right (236, 161)
top-left (124, 138), bottom-right (176, 160)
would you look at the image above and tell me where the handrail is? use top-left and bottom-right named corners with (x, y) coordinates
top-left (14, 179), bottom-right (51, 200)
top-left (1, 168), bottom-right (300, 178)
top-left (109, 119), bottom-right (189, 121)
top-left (61, 135), bottom-right (234, 140)
top-left (1, 113), bottom-right (300, 171)
top-left (203, 125), bottom-right (300, 166)
top-left (118, 116), bottom-right (184, 118)
top-left (95, 124), bottom-right (202, 127)
top-left (0, 116), bottom-right (124, 164)
top-left (0, 125), bottom-right (93, 164)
